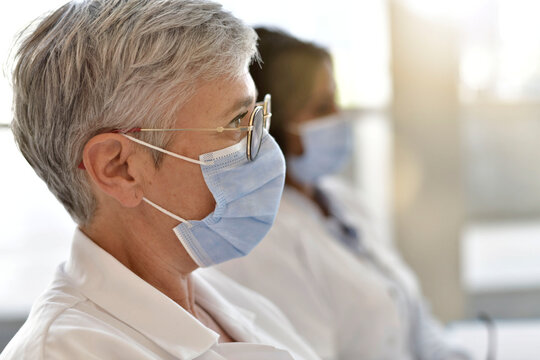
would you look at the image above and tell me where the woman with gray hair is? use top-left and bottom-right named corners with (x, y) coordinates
top-left (1, 1), bottom-right (319, 359)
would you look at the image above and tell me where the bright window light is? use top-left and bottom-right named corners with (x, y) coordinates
top-left (401, 0), bottom-right (489, 21)
top-left (220, 0), bottom-right (391, 108)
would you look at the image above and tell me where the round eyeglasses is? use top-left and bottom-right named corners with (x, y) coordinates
top-left (78, 94), bottom-right (272, 170)
top-left (117, 94), bottom-right (270, 162)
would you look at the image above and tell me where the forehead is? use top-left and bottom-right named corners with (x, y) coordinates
top-left (176, 73), bottom-right (256, 126)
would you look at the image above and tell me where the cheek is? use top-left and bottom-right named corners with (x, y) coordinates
top-left (183, 168), bottom-right (216, 219)
top-left (148, 157), bottom-right (217, 220)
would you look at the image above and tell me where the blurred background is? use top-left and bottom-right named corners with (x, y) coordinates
top-left (2, 0), bottom-right (540, 357)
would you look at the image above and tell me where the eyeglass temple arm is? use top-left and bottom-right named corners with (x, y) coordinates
top-left (112, 126), bottom-right (252, 134)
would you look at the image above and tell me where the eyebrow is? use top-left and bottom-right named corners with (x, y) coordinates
top-left (223, 95), bottom-right (256, 118)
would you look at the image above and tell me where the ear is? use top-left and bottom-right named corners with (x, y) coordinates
top-left (81, 133), bottom-right (144, 208)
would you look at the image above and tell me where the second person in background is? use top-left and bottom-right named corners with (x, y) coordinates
top-left (217, 27), bottom-right (471, 360)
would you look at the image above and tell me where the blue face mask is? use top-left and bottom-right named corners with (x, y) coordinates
top-left (287, 112), bottom-right (353, 185)
top-left (125, 131), bottom-right (286, 267)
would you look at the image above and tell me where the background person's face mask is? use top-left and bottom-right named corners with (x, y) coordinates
top-left (287, 112), bottom-right (353, 186)
top-left (126, 131), bottom-right (286, 267)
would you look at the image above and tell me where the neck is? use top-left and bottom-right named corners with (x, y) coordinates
top-left (81, 212), bottom-right (199, 315)
top-left (285, 173), bottom-right (331, 217)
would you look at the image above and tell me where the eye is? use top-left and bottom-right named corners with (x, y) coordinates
top-left (227, 111), bottom-right (248, 128)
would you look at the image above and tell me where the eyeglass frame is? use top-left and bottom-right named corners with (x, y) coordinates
top-left (78, 94), bottom-right (272, 169)
top-left (119, 94), bottom-right (270, 161)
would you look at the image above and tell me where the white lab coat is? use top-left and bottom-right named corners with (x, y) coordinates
top-left (217, 178), bottom-right (471, 360)
top-left (0, 229), bottom-right (319, 360)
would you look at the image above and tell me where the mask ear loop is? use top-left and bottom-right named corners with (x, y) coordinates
top-left (122, 133), bottom-right (210, 225)
top-left (123, 134), bottom-right (214, 166)
top-left (142, 197), bottom-right (189, 224)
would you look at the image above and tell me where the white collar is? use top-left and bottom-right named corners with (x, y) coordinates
top-left (191, 269), bottom-right (258, 343)
top-left (64, 228), bottom-right (219, 359)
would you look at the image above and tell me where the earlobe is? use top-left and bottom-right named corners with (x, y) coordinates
top-left (82, 134), bottom-right (144, 208)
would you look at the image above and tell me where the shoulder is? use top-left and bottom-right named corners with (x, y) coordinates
top-left (1, 276), bottom-right (148, 360)
top-left (1, 277), bottom-right (88, 360)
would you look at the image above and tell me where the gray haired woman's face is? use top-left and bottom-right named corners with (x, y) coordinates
top-left (142, 73), bottom-right (258, 221)
top-left (81, 71), bottom-right (257, 269)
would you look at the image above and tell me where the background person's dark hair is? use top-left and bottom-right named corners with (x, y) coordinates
top-left (250, 27), bottom-right (331, 154)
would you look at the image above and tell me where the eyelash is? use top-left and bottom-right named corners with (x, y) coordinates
top-left (229, 111), bottom-right (248, 127)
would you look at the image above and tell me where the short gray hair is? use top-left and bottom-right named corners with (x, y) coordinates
top-left (11, 0), bottom-right (258, 225)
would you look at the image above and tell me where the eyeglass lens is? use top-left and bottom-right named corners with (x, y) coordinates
top-left (249, 107), bottom-right (264, 160)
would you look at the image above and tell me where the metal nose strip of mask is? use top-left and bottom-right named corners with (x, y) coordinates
top-left (123, 134), bottom-right (214, 166)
